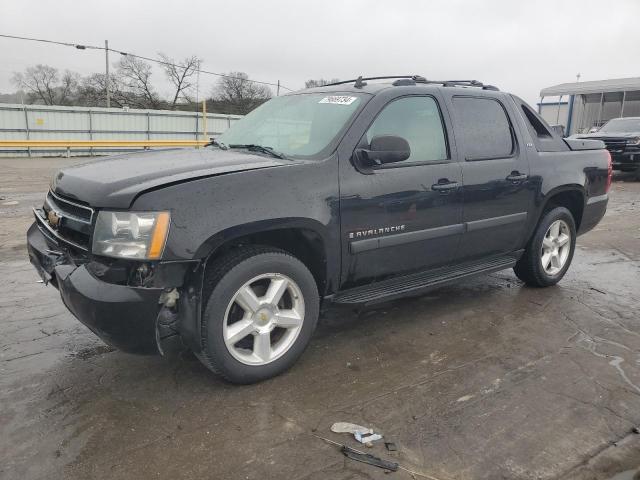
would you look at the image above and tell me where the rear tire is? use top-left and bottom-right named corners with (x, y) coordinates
top-left (197, 246), bottom-right (319, 384)
top-left (514, 207), bottom-right (576, 287)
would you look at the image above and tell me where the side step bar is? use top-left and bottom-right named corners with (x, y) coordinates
top-left (332, 253), bottom-right (521, 306)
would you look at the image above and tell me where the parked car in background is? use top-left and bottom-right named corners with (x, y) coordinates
top-left (572, 117), bottom-right (640, 178)
top-left (28, 75), bottom-right (611, 384)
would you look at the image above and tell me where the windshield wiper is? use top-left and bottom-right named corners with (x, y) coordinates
top-left (206, 138), bottom-right (229, 150)
top-left (228, 144), bottom-right (287, 159)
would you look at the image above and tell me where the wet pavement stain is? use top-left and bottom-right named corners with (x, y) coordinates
top-left (71, 345), bottom-right (116, 361)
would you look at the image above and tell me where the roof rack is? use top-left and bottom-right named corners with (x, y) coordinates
top-left (325, 75), bottom-right (499, 91)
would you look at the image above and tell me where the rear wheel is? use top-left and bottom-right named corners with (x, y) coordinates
top-left (514, 207), bottom-right (576, 287)
top-left (197, 247), bottom-right (319, 384)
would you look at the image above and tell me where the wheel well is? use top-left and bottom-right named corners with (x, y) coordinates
top-left (205, 228), bottom-right (328, 294)
top-left (543, 190), bottom-right (585, 229)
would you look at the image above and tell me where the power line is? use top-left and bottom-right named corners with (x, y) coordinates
top-left (0, 33), bottom-right (81, 49)
top-left (0, 33), bottom-right (293, 91)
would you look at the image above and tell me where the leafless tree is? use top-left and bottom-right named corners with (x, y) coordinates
top-left (11, 65), bottom-right (79, 105)
top-left (116, 56), bottom-right (162, 109)
top-left (59, 71), bottom-right (80, 104)
top-left (305, 78), bottom-right (340, 88)
top-left (78, 73), bottom-right (126, 107)
top-left (212, 72), bottom-right (272, 114)
top-left (159, 53), bottom-right (201, 108)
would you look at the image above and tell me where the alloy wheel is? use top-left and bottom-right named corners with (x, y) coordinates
top-left (540, 219), bottom-right (571, 276)
top-left (222, 273), bottom-right (305, 366)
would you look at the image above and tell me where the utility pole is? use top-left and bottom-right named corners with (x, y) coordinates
top-left (576, 73), bottom-right (581, 82)
top-left (105, 40), bottom-right (111, 108)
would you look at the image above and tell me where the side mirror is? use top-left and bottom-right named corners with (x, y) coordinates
top-left (357, 135), bottom-right (411, 166)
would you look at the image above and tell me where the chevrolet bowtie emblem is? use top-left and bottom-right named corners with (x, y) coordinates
top-left (47, 210), bottom-right (61, 227)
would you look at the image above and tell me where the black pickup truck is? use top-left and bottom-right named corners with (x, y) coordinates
top-left (27, 76), bottom-right (611, 383)
top-left (571, 116), bottom-right (640, 177)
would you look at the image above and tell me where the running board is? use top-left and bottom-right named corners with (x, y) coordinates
top-left (332, 254), bottom-right (520, 306)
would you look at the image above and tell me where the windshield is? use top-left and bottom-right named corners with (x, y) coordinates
top-left (217, 93), bottom-right (366, 158)
top-left (599, 118), bottom-right (640, 133)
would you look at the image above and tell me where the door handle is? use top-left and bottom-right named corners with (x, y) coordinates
top-left (431, 180), bottom-right (459, 192)
top-left (506, 172), bottom-right (528, 182)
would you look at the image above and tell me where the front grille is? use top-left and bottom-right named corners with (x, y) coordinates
top-left (600, 137), bottom-right (627, 154)
top-left (46, 191), bottom-right (93, 223)
top-left (41, 191), bottom-right (94, 250)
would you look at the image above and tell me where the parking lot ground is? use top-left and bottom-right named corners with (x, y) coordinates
top-left (1, 156), bottom-right (640, 480)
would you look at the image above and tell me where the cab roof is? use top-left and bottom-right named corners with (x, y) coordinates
top-left (290, 75), bottom-right (500, 96)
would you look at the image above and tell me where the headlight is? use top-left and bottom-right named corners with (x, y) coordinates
top-left (626, 137), bottom-right (640, 146)
top-left (92, 211), bottom-right (170, 260)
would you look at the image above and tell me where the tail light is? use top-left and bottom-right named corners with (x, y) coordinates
top-left (606, 150), bottom-right (613, 193)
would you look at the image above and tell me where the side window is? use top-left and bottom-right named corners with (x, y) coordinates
top-left (452, 97), bottom-right (514, 160)
top-left (365, 96), bottom-right (448, 164)
top-left (521, 104), bottom-right (552, 139)
top-left (511, 95), bottom-right (569, 153)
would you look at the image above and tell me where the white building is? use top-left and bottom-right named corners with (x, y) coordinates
top-left (538, 77), bottom-right (640, 135)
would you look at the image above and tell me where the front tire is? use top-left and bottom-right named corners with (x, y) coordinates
top-left (198, 247), bottom-right (319, 384)
top-left (514, 207), bottom-right (576, 287)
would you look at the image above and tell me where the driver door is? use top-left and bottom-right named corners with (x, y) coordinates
top-left (339, 94), bottom-right (464, 287)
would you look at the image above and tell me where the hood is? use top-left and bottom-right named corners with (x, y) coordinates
top-left (573, 131), bottom-right (640, 140)
top-left (52, 148), bottom-right (296, 208)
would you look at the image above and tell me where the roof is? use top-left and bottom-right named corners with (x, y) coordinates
top-left (296, 78), bottom-right (502, 96)
top-left (540, 77), bottom-right (640, 97)
top-left (298, 82), bottom-right (391, 95)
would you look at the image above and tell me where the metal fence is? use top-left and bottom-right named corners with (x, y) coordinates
top-left (0, 103), bottom-right (243, 156)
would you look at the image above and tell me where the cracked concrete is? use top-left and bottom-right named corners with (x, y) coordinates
top-left (1, 157), bottom-right (640, 480)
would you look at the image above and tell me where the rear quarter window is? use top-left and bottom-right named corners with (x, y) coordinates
top-left (511, 94), bottom-right (569, 152)
top-left (452, 96), bottom-right (515, 160)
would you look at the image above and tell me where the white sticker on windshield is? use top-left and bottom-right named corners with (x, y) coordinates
top-left (319, 96), bottom-right (358, 105)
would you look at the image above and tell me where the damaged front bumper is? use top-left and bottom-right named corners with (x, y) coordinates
top-left (611, 152), bottom-right (640, 170)
top-left (27, 221), bottom-right (198, 355)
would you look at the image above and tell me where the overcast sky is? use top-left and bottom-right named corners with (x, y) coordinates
top-left (2, 0), bottom-right (639, 106)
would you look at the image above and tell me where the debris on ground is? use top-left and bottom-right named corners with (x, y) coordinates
top-left (331, 422), bottom-right (372, 436)
top-left (355, 431), bottom-right (382, 445)
top-left (385, 441), bottom-right (398, 452)
top-left (341, 445), bottom-right (399, 472)
top-left (331, 421), bottom-right (383, 446)
top-left (314, 432), bottom-right (441, 479)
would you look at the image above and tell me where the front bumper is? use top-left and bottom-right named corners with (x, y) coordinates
top-left (610, 151), bottom-right (640, 170)
top-left (27, 222), bottom-right (163, 354)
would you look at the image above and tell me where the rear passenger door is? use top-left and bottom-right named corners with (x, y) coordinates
top-left (446, 94), bottom-right (533, 261)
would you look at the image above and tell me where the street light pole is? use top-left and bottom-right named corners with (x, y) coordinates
top-left (105, 40), bottom-right (110, 108)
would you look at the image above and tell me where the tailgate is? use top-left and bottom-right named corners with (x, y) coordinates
top-left (564, 138), bottom-right (605, 151)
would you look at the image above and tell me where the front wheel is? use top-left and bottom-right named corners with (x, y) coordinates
top-left (198, 247), bottom-right (319, 384)
top-left (514, 207), bottom-right (576, 287)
